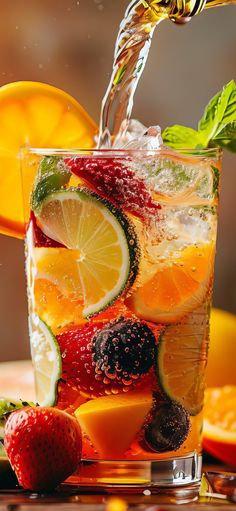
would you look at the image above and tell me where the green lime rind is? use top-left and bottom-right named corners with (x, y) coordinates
top-left (157, 329), bottom-right (204, 416)
top-left (30, 316), bottom-right (62, 407)
top-left (31, 156), bottom-right (71, 215)
top-left (38, 187), bottom-right (140, 318)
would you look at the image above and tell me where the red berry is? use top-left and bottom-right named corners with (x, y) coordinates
top-left (4, 407), bottom-right (82, 492)
top-left (57, 323), bottom-right (109, 398)
top-left (66, 157), bottom-right (160, 219)
top-left (57, 322), bottom-right (155, 398)
top-left (29, 211), bottom-right (64, 248)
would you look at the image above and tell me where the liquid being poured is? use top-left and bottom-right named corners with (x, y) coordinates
top-left (98, 0), bottom-right (233, 147)
top-left (98, 0), bottom-right (168, 147)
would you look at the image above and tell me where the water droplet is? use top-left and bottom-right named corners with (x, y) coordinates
top-left (143, 489), bottom-right (151, 496)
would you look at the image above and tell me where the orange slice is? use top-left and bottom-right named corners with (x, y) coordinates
top-left (203, 386), bottom-right (236, 467)
top-left (126, 243), bottom-right (215, 323)
top-left (34, 279), bottom-right (85, 333)
top-left (0, 81), bottom-right (97, 238)
top-left (75, 392), bottom-right (153, 459)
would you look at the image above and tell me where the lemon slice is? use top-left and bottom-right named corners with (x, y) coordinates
top-left (29, 315), bottom-right (62, 406)
top-left (157, 305), bottom-right (209, 415)
top-left (35, 188), bottom-right (139, 317)
top-left (0, 81), bottom-right (97, 238)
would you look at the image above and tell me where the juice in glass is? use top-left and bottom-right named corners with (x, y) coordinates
top-left (21, 145), bottom-right (221, 486)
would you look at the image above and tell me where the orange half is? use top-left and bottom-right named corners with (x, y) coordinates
top-left (0, 81), bottom-right (97, 238)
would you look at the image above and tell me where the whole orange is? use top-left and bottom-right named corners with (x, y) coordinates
top-left (203, 386), bottom-right (236, 467)
top-left (206, 308), bottom-right (236, 387)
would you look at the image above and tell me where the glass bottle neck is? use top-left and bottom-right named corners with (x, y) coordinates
top-left (143, 0), bottom-right (234, 23)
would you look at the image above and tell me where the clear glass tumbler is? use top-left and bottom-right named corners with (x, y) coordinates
top-left (21, 146), bottom-right (221, 488)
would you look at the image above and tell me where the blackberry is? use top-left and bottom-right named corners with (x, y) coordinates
top-left (92, 318), bottom-right (157, 382)
top-left (143, 402), bottom-right (190, 453)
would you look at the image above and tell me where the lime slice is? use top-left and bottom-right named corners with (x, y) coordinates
top-left (29, 315), bottom-right (62, 406)
top-left (157, 306), bottom-right (209, 415)
top-left (35, 188), bottom-right (139, 317)
top-left (31, 156), bottom-right (71, 214)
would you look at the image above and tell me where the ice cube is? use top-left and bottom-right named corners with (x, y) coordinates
top-left (146, 156), bottom-right (215, 207)
top-left (138, 204), bottom-right (217, 264)
top-left (113, 119), bottom-right (163, 150)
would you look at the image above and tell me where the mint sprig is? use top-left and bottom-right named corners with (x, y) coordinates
top-left (162, 80), bottom-right (236, 153)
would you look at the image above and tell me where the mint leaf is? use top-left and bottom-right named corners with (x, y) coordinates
top-left (162, 81), bottom-right (236, 153)
top-left (162, 125), bottom-right (202, 149)
top-left (198, 80), bottom-right (236, 145)
top-left (212, 121), bottom-right (236, 152)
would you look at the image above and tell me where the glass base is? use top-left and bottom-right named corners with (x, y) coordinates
top-left (64, 453), bottom-right (202, 493)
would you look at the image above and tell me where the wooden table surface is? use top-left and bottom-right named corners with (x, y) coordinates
top-left (0, 361), bottom-right (235, 510)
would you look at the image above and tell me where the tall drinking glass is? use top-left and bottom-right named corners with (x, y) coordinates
top-left (21, 147), bottom-right (221, 488)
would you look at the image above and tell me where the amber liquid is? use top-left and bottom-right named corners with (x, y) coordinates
top-left (98, 0), bottom-right (234, 147)
top-left (25, 148), bottom-right (219, 465)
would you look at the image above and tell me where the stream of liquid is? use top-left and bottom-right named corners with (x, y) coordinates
top-left (98, 0), bottom-right (234, 147)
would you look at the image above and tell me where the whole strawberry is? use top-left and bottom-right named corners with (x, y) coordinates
top-left (4, 407), bottom-right (82, 492)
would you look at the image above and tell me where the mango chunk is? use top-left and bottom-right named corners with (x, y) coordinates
top-left (75, 392), bottom-right (153, 459)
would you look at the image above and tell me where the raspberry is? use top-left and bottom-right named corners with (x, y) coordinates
top-left (57, 321), bottom-right (156, 398)
top-left (66, 157), bottom-right (160, 219)
top-left (29, 211), bottom-right (64, 248)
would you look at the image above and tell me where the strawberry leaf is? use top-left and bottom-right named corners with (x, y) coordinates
top-left (0, 398), bottom-right (35, 439)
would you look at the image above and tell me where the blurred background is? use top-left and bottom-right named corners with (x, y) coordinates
top-left (0, 0), bottom-right (235, 362)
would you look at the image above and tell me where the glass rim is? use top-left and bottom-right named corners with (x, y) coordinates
top-left (21, 146), bottom-right (223, 158)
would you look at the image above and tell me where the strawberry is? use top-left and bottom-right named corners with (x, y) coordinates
top-left (29, 211), bottom-right (64, 248)
top-left (57, 320), bottom-right (157, 398)
top-left (66, 157), bottom-right (160, 219)
top-left (4, 407), bottom-right (82, 492)
top-left (57, 322), bottom-right (109, 398)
